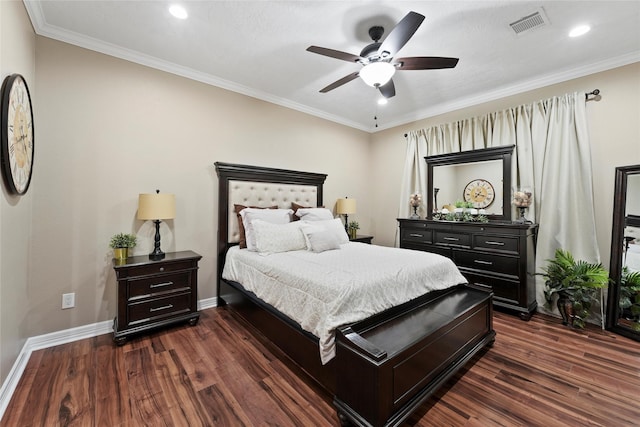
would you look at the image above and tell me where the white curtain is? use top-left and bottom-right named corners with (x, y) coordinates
top-left (399, 92), bottom-right (600, 313)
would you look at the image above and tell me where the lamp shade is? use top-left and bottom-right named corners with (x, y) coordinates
top-left (137, 192), bottom-right (176, 220)
top-left (359, 62), bottom-right (395, 87)
top-left (336, 198), bottom-right (356, 215)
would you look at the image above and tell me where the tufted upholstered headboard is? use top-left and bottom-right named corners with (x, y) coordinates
top-left (214, 162), bottom-right (328, 296)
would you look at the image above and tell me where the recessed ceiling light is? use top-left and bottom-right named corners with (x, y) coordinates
top-left (569, 24), bottom-right (590, 38)
top-left (377, 97), bottom-right (388, 105)
top-left (169, 4), bottom-right (188, 20)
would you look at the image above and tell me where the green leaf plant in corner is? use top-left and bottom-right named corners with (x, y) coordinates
top-left (619, 267), bottom-right (640, 332)
top-left (540, 248), bottom-right (609, 329)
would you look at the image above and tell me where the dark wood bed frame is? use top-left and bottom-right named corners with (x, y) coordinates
top-left (215, 162), bottom-right (496, 427)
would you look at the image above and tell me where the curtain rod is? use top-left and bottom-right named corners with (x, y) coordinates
top-left (585, 89), bottom-right (600, 100)
top-left (403, 89), bottom-right (602, 137)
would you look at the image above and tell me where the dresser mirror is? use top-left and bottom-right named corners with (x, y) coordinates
top-left (606, 164), bottom-right (640, 341)
top-left (425, 145), bottom-right (514, 220)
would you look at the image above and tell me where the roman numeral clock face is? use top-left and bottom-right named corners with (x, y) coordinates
top-left (1, 74), bottom-right (34, 195)
top-left (463, 179), bottom-right (495, 209)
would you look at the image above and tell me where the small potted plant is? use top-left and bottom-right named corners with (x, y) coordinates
top-left (348, 221), bottom-right (360, 240)
top-left (540, 248), bottom-right (609, 328)
top-left (109, 233), bottom-right (137, 260)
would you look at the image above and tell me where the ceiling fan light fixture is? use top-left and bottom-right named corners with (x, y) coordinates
top-left (169, 4), bottom-right (188, 19)
top-left (359, 62), bottom-right (395, 87)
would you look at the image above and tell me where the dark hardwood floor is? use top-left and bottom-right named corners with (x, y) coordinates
top-left (3, 308), bottom-right (640, 426)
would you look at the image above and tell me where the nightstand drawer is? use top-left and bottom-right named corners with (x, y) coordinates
top-left (115, 259), bottom-right (196, 279)
top-left (127, 272), bottom-right (191, 300)
top-left (473, 234), bottom-right (519, 254)
top-left (454, 251), bottom-right (519, 277)
top-left (434, 231), bottom-right (470, 247)
top-left (127, 293), bottom-right (192, 326)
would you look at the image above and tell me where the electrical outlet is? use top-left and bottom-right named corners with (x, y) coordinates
top-left (62, 293), bottom-right (75, 309)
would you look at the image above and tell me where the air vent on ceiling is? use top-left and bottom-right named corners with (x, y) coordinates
top-left (509, 8), bottom-right (549, 35)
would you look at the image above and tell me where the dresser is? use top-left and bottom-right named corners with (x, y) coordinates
top-left (398, 219), bottom-right (538, 320)
top-left (113, 250), bottom-right (202, 344)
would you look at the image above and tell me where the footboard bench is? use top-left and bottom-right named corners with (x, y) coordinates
top-left (334, 284), bottom-right (495, 427)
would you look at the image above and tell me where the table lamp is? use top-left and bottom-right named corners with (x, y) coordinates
top-left (137, 190), bottom-right (176, 260)
top-left (336, 197), bottom-right (356, 232)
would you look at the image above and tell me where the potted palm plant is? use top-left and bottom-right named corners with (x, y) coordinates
top-left (540, 249), bottom-right (609, 329)
top-left (109, 233), bottom-right (137, 260)
top-left (619, 267), bottom-right (640, 331)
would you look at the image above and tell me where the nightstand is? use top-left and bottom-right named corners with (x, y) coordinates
top-left (112, 250), bottom-right (202, 345)
top-left (350, 234), bottom-right (373, 244)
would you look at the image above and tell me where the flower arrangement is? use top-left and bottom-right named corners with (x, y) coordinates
top-left (512, 189), bottom-right (532, 207)
top-left (409, 193), bottom-right (422, 207)
top-left (409, 193), bottom-right (422, 219)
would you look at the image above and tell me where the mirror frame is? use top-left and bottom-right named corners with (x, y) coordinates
top-left (606, 164), bottom-right (640, 341)
top-left (425, 145), bottom-right (515, 221)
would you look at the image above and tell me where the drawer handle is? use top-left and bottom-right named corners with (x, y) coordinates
top-left (150, 281), bottom-right (174, 289)
top-left (443, 237), bottom-right (460, 242)
top-left (485, 241), bottom-right (505, 246)
top-left (474, 260), bottom-right (493, 266)
top-left (159, 267), bottom-right (165, 272)
top-left (409, 233), bottom-right (423, 238)
top-left (149, 304), bottom-right (173, 312)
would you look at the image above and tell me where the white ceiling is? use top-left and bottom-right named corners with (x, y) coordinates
top-left (24, 1), bottom-right (640, 132)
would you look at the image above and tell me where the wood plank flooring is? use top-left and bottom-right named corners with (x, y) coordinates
top-left (3, 308), bottom-right (640, 426)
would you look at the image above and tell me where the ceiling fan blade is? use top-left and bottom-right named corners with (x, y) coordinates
top-left (306, 46), bottom-right (362, 63)
top-left (378, 11), bottom-right (425, 58)
top-left (319, 72), bottom-right (360, 93)
top-left (378, 79), bottom-right (396, 98)
top-left (395, 56), bottom-right (459, 70)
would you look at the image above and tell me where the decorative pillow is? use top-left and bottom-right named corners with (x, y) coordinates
top-left (240, 208), bottom-right (293, 251)
top-left (291, 202), bottom-right (324, 221)
top-left (300, 223), bottom-right (343, 253)
top-left (295, 207), bottom-right (334, 222)
top-left (234, 204), bottom-right (277, 248)
top-left (252, 219), bottom-right (307, 255)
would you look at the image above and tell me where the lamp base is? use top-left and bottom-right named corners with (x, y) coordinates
top-left (149, 251), bottom-right (165, 261)
top-left (149, 219), bottom-right (166, 260)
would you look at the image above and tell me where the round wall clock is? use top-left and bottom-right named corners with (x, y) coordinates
top-left (463, 179), bottom-right (495, 209)
top-left (1, 74), bottom-right (34, 195)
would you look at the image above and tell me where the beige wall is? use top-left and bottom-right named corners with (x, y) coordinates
top-left (0, 1), bottom-right (35, 383)
top-left (28, 37), bottom-right (371, 342)
top-left (370, 62), bottom-right (640, 272)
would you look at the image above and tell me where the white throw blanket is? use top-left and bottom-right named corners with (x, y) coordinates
top-left (222, 243), bottom-right (467, 364)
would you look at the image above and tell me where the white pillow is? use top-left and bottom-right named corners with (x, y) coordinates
top-left (240, 208), bottom-right (293, 251)
top-left (295, 207), bottom-right (334, 222)
top-left (252, 219), bottom-right (307, 255)
top-left (299, 218), bottom-right (349, 252)
top-left (300, 223), bottom-right (343, 253)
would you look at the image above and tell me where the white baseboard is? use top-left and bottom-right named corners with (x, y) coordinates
top-left (0, 297), bottom-right (218, 420)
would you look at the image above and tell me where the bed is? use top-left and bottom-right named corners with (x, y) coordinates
top-left (215, 162), bottom-right (496, 427)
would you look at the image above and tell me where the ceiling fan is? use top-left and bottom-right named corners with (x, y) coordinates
top-left (306, 11), bottom-right (459, 99)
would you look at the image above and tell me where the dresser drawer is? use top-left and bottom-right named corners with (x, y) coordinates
top-left (127, 292), bottom-right (192, 326)
top-left (472, 234), bottom-right (519, 254)
top-left (401, 228), bottom-right (433, 244)
top-left (434, 231), bottom-right (470, 248)
top-left (127, 272), bottom-right (192, 300)
top-left (454, 250), bottom-right (519, 278)
top-left (463, 272), bottom-right (520, 304)
top-left (115, 259), bottom-right (196, 279)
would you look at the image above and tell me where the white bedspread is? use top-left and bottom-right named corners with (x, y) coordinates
top-left (222, 243), bottom-right (467, 364)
